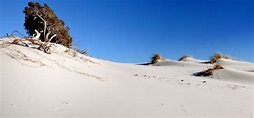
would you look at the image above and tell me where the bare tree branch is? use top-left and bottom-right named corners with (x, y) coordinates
top-left (35, 14), bottom-right (47, 41)
top-left (32, 29), bottom-right (41, 40)
top-left (45, 31), bottom-right (50, 42)
top-left (49, 34), bottom-right (57, 42)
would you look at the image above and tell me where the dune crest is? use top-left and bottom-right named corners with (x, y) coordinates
top-left (179, 56), bottom-right (208, 63)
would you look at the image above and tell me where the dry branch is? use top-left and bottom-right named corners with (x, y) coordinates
top-left (36, 14), bottom-right (47, 40)
top-left (32, 29), bottom-right (41, 40)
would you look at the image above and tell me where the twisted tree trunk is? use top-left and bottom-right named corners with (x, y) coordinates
top-left (36, 14), bottom-right (47, 41)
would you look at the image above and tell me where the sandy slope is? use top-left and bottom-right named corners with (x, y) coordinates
top-left (178, 56), bottom-right (208, 63)
top-left (0, 37), bottom-right (253, 118)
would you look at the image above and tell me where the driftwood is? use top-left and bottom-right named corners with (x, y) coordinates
top-left (11, 30), bottom-right (56, 54)
top-left (11, 35), bottom-right (54, 54)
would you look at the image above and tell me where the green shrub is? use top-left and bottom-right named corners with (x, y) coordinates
top-left (23, 2), bottom-right (73, 48)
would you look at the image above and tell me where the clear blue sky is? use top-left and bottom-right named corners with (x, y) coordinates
top-left (0, 0), bottom-right (253, 63)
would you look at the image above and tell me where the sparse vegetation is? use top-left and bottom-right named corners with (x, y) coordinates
top-left (178, 55), bottom-right (191, 61)
top-left (223, 55), bottom-right (234, 60)
top-left (210, 52), bottom-right (234, 63)
top-left (212, 64), bottom-right (224, 70)
top-left (64, 43), bottom-right (88, 57)
top-left (195, 64), bottom-right (224, 76)
top-left (77, 48), bottom-right (88, 55)
top-left (151, 53), bottom-right (164, 64)
top-left (210, 52), bottom-right (222, 63)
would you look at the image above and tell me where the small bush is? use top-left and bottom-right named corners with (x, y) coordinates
top-left (178, 55), bottom-right (191, 61)
top-left (210, 52), bottom-right (234, 63)
top-left (194, 64), bottom-right (224, 76)
top-left (212, 64), bottom-right (224, 70)
top-left (210, 52), bottom-right (222, 63)
top-left (151, 53), bottom-right (163, 64)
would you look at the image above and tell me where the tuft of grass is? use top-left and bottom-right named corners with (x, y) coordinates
top-left (77, 48), bottom-right (88, 55)
top-left (178, 55), bottom-right (191, 61)
top-left (210, 52), bottom-right (235, 63)
top-left (194, 64), bottom-right (224, 76)
top-left (210, 52), bottom-right (222, 63)
top-left (69, 44), bottom-right (88, 57)
top-left (212, 64), bottom-right (224, 70)
top-left (150, 53), bottom-right (163, 64)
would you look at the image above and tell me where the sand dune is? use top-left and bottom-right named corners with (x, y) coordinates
top-left (178, 56), bottom-right (208, 63)
top-left (0, 36), bottom-right (253, 117)
top-left (155, 59), bottom-right (210, 68)
top-left (213, 67), bottom-right (254, 83)
top-left (215, 58), bottom-right (254, 72)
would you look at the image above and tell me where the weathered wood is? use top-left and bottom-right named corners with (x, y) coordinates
top-left (32, 29), bottom-right (41, 40)
top-left (36, 14), bottom-right (47, 41)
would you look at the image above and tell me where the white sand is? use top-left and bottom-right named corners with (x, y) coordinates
top-left (0, 36), bottom-right (253, 118)
top-left (179, 56), bottom-right (208, 63)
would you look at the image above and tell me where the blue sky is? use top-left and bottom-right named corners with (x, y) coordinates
top-left (0, 0), bottom-right (253, 63)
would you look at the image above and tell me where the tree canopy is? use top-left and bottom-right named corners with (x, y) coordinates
top-left (23, 2), bottom-right (72, 47)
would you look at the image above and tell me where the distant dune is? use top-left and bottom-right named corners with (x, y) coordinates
top-left (178, 56), bottom-right (208, 63)
top-left (1, 36), bottom-right (253, 117)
